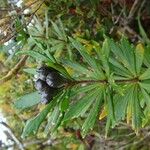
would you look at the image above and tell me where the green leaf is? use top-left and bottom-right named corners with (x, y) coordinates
top-left (143, 46), bottom-right (150, 67)
top-left (105, 117), bottom-right (111, 138)
top-left (138, 16), bottom-right (150, 44)
top-left (45, 10), bottom-right (49, 38)
top-left (60, 96), bottom-right (69, 112)
top-left (63, 88), bottom-right (100, 121)
top-left (45, 48), bottom-right (56, 63)
top-left (140, 87), bottom-right (150, 106)
top-left (105, 87), bottom-right (115, 125)
top-left (51, 20), bottom-right (64, 40)
top-left (17, 50), bottom-right (69, 78)
top-left (51, 42), bottom-right (64, 52)
top-left (47, 63), bottom-right (72, 80)
top-left (16, 50), bottom-right (52, 63)
top-left (30, 36), bottom-right (44, 51)
top-left (44, 106), bottom-right (60, 135)
top-left (100, 39), bottom-right (110, 77)
top-left (135, 43), bottom-right (144, 75)
top-left (62, 59), bottom-right (90, 75)
top-left (108, 38), bottom-right (136, 76)
top-left (14, 92), bottom-right (40, 110)
top-left (72, 83), bottom-right (101, 96)
top-left (22, 100), bottom-right (56, 138)
top-left (108, 38), bottom-right (126, 64)
top-left (109, 58), bottom-right (132, 78)
top-left (114, 85), bottom-right (135, 122)
top-left (110, 64), bottom-right (132, 78)
top-left (23, 68), bottom-right (37, 75)
top-left (139, 68), bottom-right (150, 80)
top-left (120, 38), bottom-right (136, 74)
top-left (69, 37), bottom-right (105, 79)
top-left (58, 18), bottom-right (67, 41)
top-left (132, 86), bottom-right (143, 130)
top-left (139, 82), bottom-right (150, 93)
top-left (82, 91), bottom-right (103, 136)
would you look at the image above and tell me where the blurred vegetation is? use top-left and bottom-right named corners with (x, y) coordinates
top-left (0, 0), bottom-right (150, 150)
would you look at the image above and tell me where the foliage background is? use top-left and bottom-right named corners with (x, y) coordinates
top-left (0, 0), bottom-right (150, 149)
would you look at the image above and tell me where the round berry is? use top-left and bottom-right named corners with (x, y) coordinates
top-left (35, 79), bottom-right (47, 91)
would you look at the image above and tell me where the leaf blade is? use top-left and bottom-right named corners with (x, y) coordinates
top-left (14, 92), bottom-right (41, 110)
top-left (21, 100), bottom-right (56, 138)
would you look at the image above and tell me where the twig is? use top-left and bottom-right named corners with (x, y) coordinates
top-left (0, 0), bottom-right (44, 44)
top-left (0, 122), bottom-right (24, 150)
top-left (68, 77), bottom-right (140, 86)
top-left (128, 0), bottom-right (141, 20)
top-left (0, 44), bottom-right (36, 84)
top-left (119, 132), bottom-right (150, 150)
top-left (0, 55), bottom-right (28, 84)
top-left (137, 0), bottom-right (146, 16)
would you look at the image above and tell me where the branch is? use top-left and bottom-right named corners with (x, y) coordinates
top-left (128, 0), bottom-right (141, 20)
top-left (67, 78), bottom-right (140, 86)
top-left (0, 55), bottom-right (28, 84)
top-left (0, 0), bottom-right (44, 44)
top-left (0, 122), bottom-right (24, 150)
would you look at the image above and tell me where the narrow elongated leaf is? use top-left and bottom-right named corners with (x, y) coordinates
top-left (135, 43), bottom-right (144, 75)
top-left (62, 59), bottom-right (90, 74)
top-left (140, 87), bottom-right (150, 106)
top-left (108, 38), bottom-right (135, 76)
top-left (45, 63), bottom-right (72, 80)
top-left (110, 64), bottom-right (132, 78)
top-left (109, 58), bottom-right (132, 77)
top-left (52, 112), bottom-right (65, 132)
top-left (108, 39), bottom-right (124, 61)
top-left (44, 106), bottom-right (60, 134)
top-left (30, 36), bottom-right (44, 51)
top-left (45, 45), bottom-right (57, 63)
top-left (132, 86), bottom-right (143, 130)
top-left (45, 10), bottom-right (49, 38)
top-left (22, 100), bottom-right (56, 138)
top-left (100, 39), bottom-right (110, 76)
top-left (23, 68), bottom-right (36, 75)
top-left (69, 37), bottom-right (105, 79)
top-left (63, 88), bottom-right (100, 121)
top-left (16, 50), bottom-right (52, 62)
top-left (14, 92), bottom-right (40, 109)
top-left (105, 117), bottom-right (111, 138)
top-left (113, 75), bottom-right (131, 80)
top-left (51, 21), bottom-right (64, 40)
top-left (60, 96), bottom-right (69, 112)
top-left (139, 82), bottom-right (150, 93)
top-left (58, 18), bottom-right (67, 41)
top-left (138, 17), bottom-right (150, 44)
top-left (143, 46), bottom-right (150, 67)
top-left (33, 16), bottom-right (43, 33)
top-left (16, 51), bottom-right (69, 78)
top-left (114, 85), bottom-right (135, 122)
top-left (82, 91), bottom-right (103, 136)
top-left (106, 88), bottom-right (115, 124)
top-left (51, 42), bottom-right (64, 52)
top-left (108, 38), bottom-right (130, 68)
top-left (72, 83), bottom-right (101, 96)
top-left (120, 38), bottom-right (136, 74)
top-left (139, 68), bottom-right (150, 80)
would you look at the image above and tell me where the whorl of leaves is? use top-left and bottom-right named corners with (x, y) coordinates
top-left (14, 18), bottom-right (150, 138)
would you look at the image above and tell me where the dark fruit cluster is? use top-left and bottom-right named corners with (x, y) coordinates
top-left (35, 66), bottom-right (68, 104)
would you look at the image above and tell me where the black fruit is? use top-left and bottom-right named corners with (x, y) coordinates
top-left (37, 66), bottom-right (56, 81)
top-left (46, 72), bottom-right (67, 88)
top-left (35, 65), bottom-right (69, 104)
top-left (35, 79), bottom-right (48, 91)
top-left (40, 87), bottom-right (58, 104)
